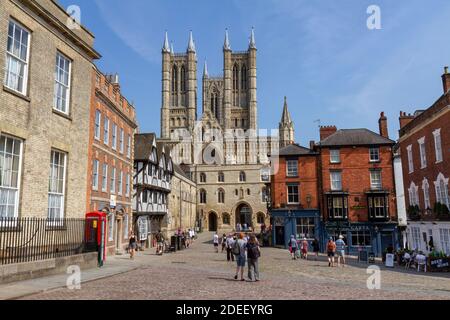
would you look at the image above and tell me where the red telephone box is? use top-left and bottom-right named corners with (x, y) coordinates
top-left (85, 211), bottom-right (107, 266)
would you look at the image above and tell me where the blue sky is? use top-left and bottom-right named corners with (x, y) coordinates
top-left (60, 0), bottom-right (450, 145)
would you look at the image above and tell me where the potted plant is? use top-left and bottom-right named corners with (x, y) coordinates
top-left (407, 205), bottom-right (420, 220)
top-left (434, 202), bottom-right (450, 220)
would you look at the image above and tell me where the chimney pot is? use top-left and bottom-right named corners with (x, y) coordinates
top-left (442, 67), bottom-right (450, 93)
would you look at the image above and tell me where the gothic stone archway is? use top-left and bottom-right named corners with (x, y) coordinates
top-left (208, 212), bottom-right (218, 232)
top-left (235, 203), bottom-right (253, 229)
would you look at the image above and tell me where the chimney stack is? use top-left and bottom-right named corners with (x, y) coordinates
top-left (309, 140), bottom-right (316, 150)
top-left (442, 66), bottom-right (450, 94)
top-left (399, 111), bottom-right (415, 129)
top-left (320, 126), bottom-right (337, 141)
top-left (378, 112), bottom-right (389, 139)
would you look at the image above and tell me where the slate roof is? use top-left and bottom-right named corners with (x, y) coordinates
top-left (134, 133), bottom-right (156, 161)
top-left (319, 129), bottom-right (395, 147)
top-left (278, 144), bottom-right (316, 156)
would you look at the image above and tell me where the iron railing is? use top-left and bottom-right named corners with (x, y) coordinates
top-left (0, 217), bottom-right (95, 265)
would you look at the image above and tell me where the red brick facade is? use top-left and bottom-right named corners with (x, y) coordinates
top-left (87, 68), bottom-right (138, 254)
top-left (271, 153), bottom-right (319, 210)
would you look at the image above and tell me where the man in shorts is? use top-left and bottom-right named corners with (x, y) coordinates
top-left (327, 237), bottom-right (336, 267)
top-left (335, 235), bottom-right (346, 267)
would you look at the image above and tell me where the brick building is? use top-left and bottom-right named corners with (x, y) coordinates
top-left (0, 0), bottom-right (100, 219)
top-left (87, 69), bottom-right (138, 255)
top-left (317, 115), bottom-right (398, 257)
top-left (269, 143), bottom-right (320, 248)
top-left (398, 69), bottom-right (450, 255)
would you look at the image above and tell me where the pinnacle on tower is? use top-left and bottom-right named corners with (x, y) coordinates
top-left (163, 31), bottom-right (170, 52)
top-left (249, 27), bottom-right (256, 49)
top-left (187, 30), bottom-right (196, 52)
top-left (281, 96), bottom-right (293, 124)
top-left (224, 28), bottom-right (231, 50)
top-left (170, 42), bottom-right (174, 54)
top-left (203, 60), bottom-right (208, 78)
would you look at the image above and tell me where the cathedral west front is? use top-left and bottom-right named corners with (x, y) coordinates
top-left (158, 29), bottom-right (295, 233)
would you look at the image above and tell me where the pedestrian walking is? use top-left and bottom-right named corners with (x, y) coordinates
top-left (226, 234), bottom-right (235, 262)
top-left (289, 235), bottom-right (298, 260)
top-left (129, 231), bottom-right (137, 260)
top-left (301, 238), bottom-right (309, 260)
top-left (336, 235), bottom-right (346, 267)
top-left (221, 233), bottom-right (227, 252)
top-left (213, 232), bottom-right (219, 253)
top-left (233, 233), bottom-right (247, 281)
top-left (155, 230), bottom-right (164, 255)
top-left (327, 237), bottom-right (336, 267)
top-left (246, 234), bottom-right (261, 282)
top-left (312, 238), bottom-right (320, 261)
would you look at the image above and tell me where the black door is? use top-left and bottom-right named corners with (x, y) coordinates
top-left (275, 226), bottom-right (285, 246)
top-left (208, 213), bottom-right (217, 232)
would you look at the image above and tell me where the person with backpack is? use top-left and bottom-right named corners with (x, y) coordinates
top-left (327, 237), bottom-right (337, 267)
top-left (289, 235), bottom-right (298, 260)
top-left (246, 234), bottom-right (261, 282)
top-left (233, 233), bottom-right (247, 281)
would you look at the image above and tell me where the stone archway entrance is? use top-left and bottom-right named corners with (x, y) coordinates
top-left (208, 212), bottom-right (218, 232)
top-left (235, 203), bottom-right (253, 229)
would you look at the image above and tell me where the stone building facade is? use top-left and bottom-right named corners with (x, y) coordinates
top-left (398, 69), bottom-right (450, 255)
top-left (87, 68), bottom-right (138, 255)
top-left (158, 30), bottom-right (281, 234)
top-left (0, 0), bottom-right (100, 219)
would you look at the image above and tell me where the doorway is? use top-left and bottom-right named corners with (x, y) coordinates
top-left (235, 204), bottom-right (252, 228)
top-left (208, 212), bottom-right (218, 232)
top-left (275, 226), bottom-right (285, 247)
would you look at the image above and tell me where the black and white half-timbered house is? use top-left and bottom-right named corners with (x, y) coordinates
top-left (133, 133), bottom-right (174, 247)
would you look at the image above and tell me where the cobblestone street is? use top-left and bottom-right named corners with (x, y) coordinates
top-left (22, 233), bottom-right (450, 300)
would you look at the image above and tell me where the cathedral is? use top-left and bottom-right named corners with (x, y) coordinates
top-left (158, 30), bottom-right (295, 233)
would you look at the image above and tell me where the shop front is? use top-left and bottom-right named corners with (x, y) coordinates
top-left (324, 221), bottom-right (399, 257)
top-left (270, 209), bottom-right (321, 249)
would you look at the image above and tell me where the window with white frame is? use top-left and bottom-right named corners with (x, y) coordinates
top-left (422, 178), bottom-right (431, 209)
top-left (126, 173), bottom-right (130, 196)
top-left (123, 214), bottom-right (129, 240)
top-left (119, 128), bottom-right (124, 153)
top-left (330, 171), bottom-right (342, 191)
top-left (110, 167), bottom-right (116, 194)
top-left (4, 20), bottom-right (30, 95)
top-left (108, 214), bottom-right (114, 242)
top-left (418, 137), bottom-right (427, 169)
top-left (53, 52), bottom-right (71, 114)
top-left (408, 182), bottom-right (419, 207)
top-left (439, 229), bottom-right (450, 255)
top-left (102, 164), bottom-right (108, 192)
top-left (433, 129), bottom-right (443, 163)
top-left (104, 117), bottom-right (110, 145)
top-left (435, 173), bottom-right (449, 208)
top-left (127, 135), bottom-right (131, 158)
top-left (48, 150), bottom-right (66, 220)
top-left (286, 160), bottom-right (298, 177)
top-left (330, 149), bottom-right (340, 163)
top-left (287, 184), bottom-right (299, 204)
top-left (370, 170), bottom-right (382, 190)
top-left (111, 123), bottom-right (117, 150)
top-left (94, 110), bottom-right (101, 140)
top-left (118, 171), bottom-right (123, 195)
top-left (92, 160), bottom-right (99, 191)
top-left (369, 147), bottom-right (380, 162)
top-left (0, 135), bottom-right (23, 218)
top-left (411, 227), bottom-right (421, 251)
top-left (407, 145), bottom-right (414, 173)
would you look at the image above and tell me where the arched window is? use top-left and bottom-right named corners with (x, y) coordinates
top-left (210, 90), bottom-right (219, 119)
top-left (222, 213), bottom-right (230, 225)
top-left (435, 173), bottom-right (449, 208)
top-left (241, 65), bottom-right (247, 90)
top-left (233, 64), bottom-right (239, 90)
top-left (180, 65), bottom-right (186, 92)
top-left (200, 173), bottom-right (206, 183)
top-left (218, 172), bottom-right (224, 183)
top-left (239, 171), bottom-right (246, 182)
top-left (257, 212), bottom-right (265, 224)
top-left (218, 189), bottom-right (225, 203)
top-left (171, 65), bottom-right (178, 93)
top-left (199, 189), bottom-right (207, 204)
top-left (261, 187), bottom-right (268, 203)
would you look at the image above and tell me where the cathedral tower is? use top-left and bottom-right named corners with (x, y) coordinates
top-left (279, 97), bottom-right (295, 147)
top-left (161, 31), bottom-right (198, 139)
